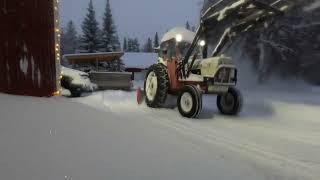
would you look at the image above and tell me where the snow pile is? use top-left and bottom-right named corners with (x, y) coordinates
top-left (161, 27), bottom-right (195, 43)
top-left (122, 52), bottom-right (158, 69)
top-left (61, 66), bottom-right (97, 90)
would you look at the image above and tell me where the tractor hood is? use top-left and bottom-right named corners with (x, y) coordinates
top-left (200, 55), bottom-right (235, 78)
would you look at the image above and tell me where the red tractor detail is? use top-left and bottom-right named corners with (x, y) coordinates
top-left (141, 0), bottom-right (297, 118)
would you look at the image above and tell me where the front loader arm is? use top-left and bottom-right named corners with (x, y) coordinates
top-left (181, 0), bottom-right (299, 79)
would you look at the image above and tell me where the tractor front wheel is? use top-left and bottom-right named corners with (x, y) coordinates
top-left (144, 64), bottom-right (169, 108)
top-left (217, 87), bottom-right (243, 115)
top-left (177, 85), bottom-right (203, 118)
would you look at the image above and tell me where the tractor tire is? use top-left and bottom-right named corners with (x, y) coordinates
top-left (217, 87), bottom-right (243, 115)
top-left (144, 64), bottom-right (169, 108)
top-left (177, 85), bottom-right (203, 118)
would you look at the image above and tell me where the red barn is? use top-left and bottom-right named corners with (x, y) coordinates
top-left (0, 0), bottom-right (61, 97)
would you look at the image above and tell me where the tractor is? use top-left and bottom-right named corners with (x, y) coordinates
top-left (140, 0), bottom-right (297, 118)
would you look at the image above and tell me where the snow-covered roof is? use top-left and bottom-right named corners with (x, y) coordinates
top-left (64, 52), bottom-right (124, 57)
top-left (63, 52), bottom-right (124, 62)
top-left (161, 27), bottom-right (196, 43)
top-left (122, 53), bottom-right (158, 69)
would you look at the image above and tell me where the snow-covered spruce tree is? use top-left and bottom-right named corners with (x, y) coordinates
top-left (154, 32), bottom-right (159, 48)
top-left (127, 38), bottom-right (133, 52)
top-left (126, 38), bottom-right (140, 52)
top-left (185, 21), bottom-right (191, 30)
top-left (80, 0), bottom-right (101, 53)
top-left (99, 0), bottom-right (123, 72)
top-left (61, 20), bottom-right (78, 55)
top-left (243, 0), bottom-right (320, 83)
top-left (113, 34), bottom-right (121, 51)
top-left (133, 38), bottom-right (140, 52)
top-left (143, 38), bottom-right (153, 52)
top-left (101, 0), bottom-right (121, 52)
top-left (191, 26), bottom-right (196, 32)
top-left (123, 38), bottom-right (128, 52)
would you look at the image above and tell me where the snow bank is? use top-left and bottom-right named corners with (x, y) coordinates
top-left (304, 1), bottom-right (320, 12)
top-left (122, 53), bottom-right (158, 69)
top-left (61, 66), bottom-right (97, 90)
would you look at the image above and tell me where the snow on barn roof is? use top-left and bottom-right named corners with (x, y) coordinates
top-left (122, 53), bottom-right (158, 69)
top-left (161, 27), bottom-right (195, 43)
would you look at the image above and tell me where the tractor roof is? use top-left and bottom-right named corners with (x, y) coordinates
top-left (161, 27), bottom-right (196, 44)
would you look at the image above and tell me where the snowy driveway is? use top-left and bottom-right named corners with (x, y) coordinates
top-left (1, 87), bottom-right (320, 180)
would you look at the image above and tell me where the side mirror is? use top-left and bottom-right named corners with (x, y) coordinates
top-left (153, 47), bottom-right (160, 53)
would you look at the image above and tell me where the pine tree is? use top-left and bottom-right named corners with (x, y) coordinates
top-left (123, 38), bottom-right (128, 52)
top-left (126, 38), bottom-right (140, 52)
top-left (133, 38), bottom-right (140, 52)
top-left (186, 21), bottom-right (191, 30)
top-left (154, 32), bottom-right (159, 48)
top-left (80, 0), bottom-right (100, 53)
top-left (143, 38), bottom-right (153, 52)
top-left (113, 34), bottom-right (121, 51)
top-left (101, 0), bottom-right (120, 52)
top-left (191, 26), bottom-right (196, 32)
top-left (127, 38), bottom-right (133, 52)
top-left (61, 20), bottom-right (79, 55)
top-left (112, 34), bottom-right (123, 70)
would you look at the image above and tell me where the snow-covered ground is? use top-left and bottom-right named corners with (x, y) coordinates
top-left (1, 83), bottom-right (320, 180)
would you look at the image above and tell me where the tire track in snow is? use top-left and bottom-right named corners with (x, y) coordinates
top-left (114, 108), bottom-right (317, 179)
top-left (77, 91), bottom-right (319, 179)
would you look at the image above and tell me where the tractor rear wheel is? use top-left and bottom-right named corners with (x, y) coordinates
top-left (217, 87), bottom-right (243, 115)
top-left (177, 85), bottom-right (203, 118)
top-left (144, 64), bottom-right (169, 108)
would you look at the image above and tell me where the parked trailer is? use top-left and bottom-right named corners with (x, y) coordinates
top-left (0, 0), bottom-right (61, 97)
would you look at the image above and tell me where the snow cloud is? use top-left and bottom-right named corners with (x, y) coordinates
top-left (304, 1), bottom-right (320, 12)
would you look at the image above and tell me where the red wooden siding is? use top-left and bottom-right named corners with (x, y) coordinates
top-left (0, 0), bottom-right (59, 96)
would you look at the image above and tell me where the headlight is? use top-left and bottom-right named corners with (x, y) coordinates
top-left (199, 40), bottom-right (206, 47)
top-left (175, 34), bottom-right (183, 42)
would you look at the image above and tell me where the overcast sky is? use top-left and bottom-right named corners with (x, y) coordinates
top-left (61, 0), bottom-right (203, 43)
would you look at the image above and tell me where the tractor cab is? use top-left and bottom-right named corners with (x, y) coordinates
top-left (158, 27), bottom-right (237, 87)
top-left (158, 27), bottom-right (204, 65)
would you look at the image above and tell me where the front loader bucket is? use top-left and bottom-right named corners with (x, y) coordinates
top-left (181, 0), bottom-right (301, 75)
top-left (202, 0), bottom-right (299, 31)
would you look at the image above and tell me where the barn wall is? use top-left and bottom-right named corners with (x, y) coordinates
top-left (0, 0), bottom-right (60, 96)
